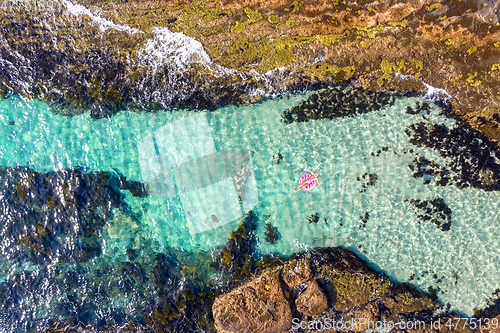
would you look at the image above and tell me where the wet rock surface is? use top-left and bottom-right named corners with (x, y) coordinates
top-left (282, 254), bottom-right (313, 288)
top-left (342, 302), bottom-right (380, 333)
top-left (312, 247), bottom-right (392, 312)
top-left (212, 246), bottom-right (447, 333)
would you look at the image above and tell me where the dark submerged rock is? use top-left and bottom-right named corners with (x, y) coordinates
top-left (307, 213), bottom-right (320, 224)
top-left (282, 85), bottom-right (397, 124)
top-left (357, 173), bottom-right (378, 193)
top-left (145, 286), bottom-right (216, 333)
top-left (405, 121), bottom-right (500, 191)
top-left (359, 212), bottom-right (369, 229)
top-left (153, 252), bottom-right (178, 297)
top-left (0, 166), bottom-right (143, 264)
top-left (264, 222), bottom-right (280, 245)
top-left (406, 198), bottom-right (452, 231)
top-left (272, 150), bottom-right (283, 165)
top-left (408, 155), bottom-right (453, 186)
top-left (212, 210), bottom-right (259, 281)
top-left (406, 101), bottom-right (432, 115)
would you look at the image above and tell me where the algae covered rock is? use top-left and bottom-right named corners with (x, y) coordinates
top-left (312, 247), bottom-right (392, 311)
top-left (212, 267), bottom-right (292, 333)
top-left (282, 253), bottom-right (313, 288)
top-left (295, 279), bottom-right (329, 316)
top-left (384, 283), bottom-right (440, 315)
top-left (212, 247), bottom-right (446, 333)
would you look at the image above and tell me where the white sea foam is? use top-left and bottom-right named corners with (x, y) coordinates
top-left (61, 1), bottom-right (231, 76)
top-left (137, 27), bottom-right (212, 69)
top-left (421, 81), bottom-right (453, 101)
top-left (62, 0), bottom-right (141, 34)
top-left (55, 2), bottom-right (295, 102)
top-left (40, 1), bottom-right (289, 102)
top-left (397, 73), bottom-right (453, 101)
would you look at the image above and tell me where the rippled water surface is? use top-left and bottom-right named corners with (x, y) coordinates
top-left (1, 92), bottom-right (500, 331)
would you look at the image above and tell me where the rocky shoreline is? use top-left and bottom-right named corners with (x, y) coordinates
top-left (1, 0), bottom-right (500, 142)
top-left (38, 243), bottom-right (500, 333)
top-left (212, 246), bottom-right (469, 333)
top-left (209, 207), bottom-right (500, 333)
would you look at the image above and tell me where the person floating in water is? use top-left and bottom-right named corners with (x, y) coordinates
top-left (295, 170), bottom-right (321, 192)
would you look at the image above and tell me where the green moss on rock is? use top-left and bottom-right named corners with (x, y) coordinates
top-left (212, 210), bottom-right (258, 281)
top-left (312, 247), bottom-right (392, 311)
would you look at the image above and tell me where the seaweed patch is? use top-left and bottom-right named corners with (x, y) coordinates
top-left (212, 210), bottom-right (258, 280)
top-left (307, 213), bottom-right (320, 224)
top-left (281, 85), bottom-right (396, 123)
top-left (405, 121), bottom-right (500, 191)
top-left (264, 222), bottom-right (280, 244)
top-left (405, 101), bottom-right (432, 115)
top-left (357, 173), bottom-right (378, 192)
top-left (408, 156), bottom-right (453, 186)
top-left (406, 198), bottom-right (452, 231)
top-left (272, 150), bottom-right (283, 165)
top-left (359, 212), bottom-right (369, 229)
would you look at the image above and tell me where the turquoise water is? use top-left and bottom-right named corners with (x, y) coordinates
top-left (1, 92), bottom-right (500, 326)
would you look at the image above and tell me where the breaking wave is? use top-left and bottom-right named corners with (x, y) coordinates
top-left (62, 0), bottom-right (141, 34)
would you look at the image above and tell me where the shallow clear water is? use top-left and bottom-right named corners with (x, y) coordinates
top-left (0, 92), bottom-right (500, 330)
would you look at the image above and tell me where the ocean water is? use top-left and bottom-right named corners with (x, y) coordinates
top-left (0, 91), bottom-right (500, 330)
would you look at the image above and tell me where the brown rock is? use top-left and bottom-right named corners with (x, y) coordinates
top-left (295, 279), bottom-right (329, 316)
top-left (342, 302), bottom-right (380, 333)
top-left (212, 268), bottom-right (292, 333)
top-left (282, 254), bottom-right (313, 288)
